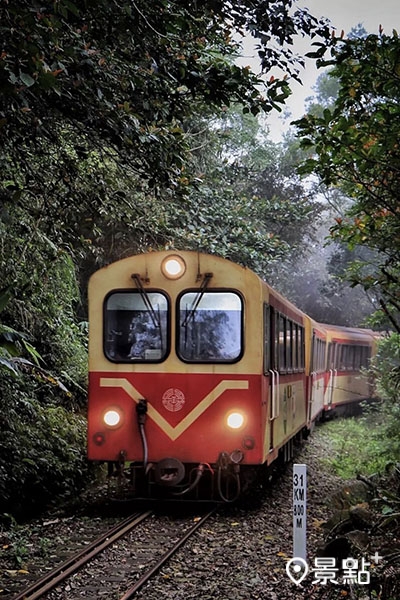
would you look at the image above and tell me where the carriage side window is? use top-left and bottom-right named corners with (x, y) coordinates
top-left (286, 320), bottom-right (293, 371)
top-left (338, 344), bottom-right (359, 370)
top-left (312, 336), bottom-right (326, 372)
top-left (361, 346), bottom-right (371, 368)
top-left (293, 323), bottom-right (304, 371)
top-left (312, 336), bottom-right (317, 372)
top-left (354, 346), bottom-right (368, 371)
top-left (341, 344), bottom-right (372, 371)
top-left (273, 311), bottom-right (279, 370)
top-left (178, 291), bottom-right (242, 362)
top-left (318, 339), bottom-right (323, 371)
top-left (349, 346), bottom-right (355, 370)
top-left (278, 315), bottom-right (286, 372)
top-left (293, 324), bottom-right (299, 371)
top-left (104, 291), bottom-right (169, 362)
top-left (354, 345), bottom-right (371, 370)
top-left (276, 315), bottom-right (305, 373)
top-left (298, 326), bottom-right (305, 370)
top-left (327, 342), bottom-right (336, 370)
top-left (339, 345), bottom-right (347, 370)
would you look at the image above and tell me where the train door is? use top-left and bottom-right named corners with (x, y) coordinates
top-left (308, 331), bottom-right (316, 422)
top-left (264, 304), bottom-right (279, 452)
top-left (327, 341), bottom-right (337, 407)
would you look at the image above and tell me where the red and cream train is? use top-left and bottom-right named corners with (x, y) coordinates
top-left (87, 251), bottom-right (377, 501)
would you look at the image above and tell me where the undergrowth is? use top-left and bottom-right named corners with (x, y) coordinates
top-left (321, 410), bottom-right (389, 479)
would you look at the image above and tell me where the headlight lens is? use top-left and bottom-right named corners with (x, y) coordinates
top-left (103, 409), bottom-right (122, 428)
top-left (226, 411), bottom-right (245, 430)
top-left (161, 255), bottom-right (186, 279)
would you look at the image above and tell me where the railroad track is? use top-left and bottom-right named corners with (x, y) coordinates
top-left (13, 508), bottom-right (216, 600)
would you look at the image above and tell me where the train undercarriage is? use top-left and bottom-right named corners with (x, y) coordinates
top-left (106, 429), bottom-right (306, 503)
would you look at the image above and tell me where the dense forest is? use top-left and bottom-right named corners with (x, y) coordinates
top-left (0, 1), bottom-right (399, 514)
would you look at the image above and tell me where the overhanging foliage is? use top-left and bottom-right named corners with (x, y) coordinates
top-left (294, 30), bottom-right (400, 331)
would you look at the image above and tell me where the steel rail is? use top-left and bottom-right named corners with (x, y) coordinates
top-left (119, 507), bottom-right (216, 600)
top-left (12, 511), bottom-right (152, 600)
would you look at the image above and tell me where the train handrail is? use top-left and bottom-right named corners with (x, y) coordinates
top-left (276, 370), bottom-right (280, 418)
top-left (269, 369), bottom-right (280, 420)
top-left (328, 368), bottom-right (337, 406)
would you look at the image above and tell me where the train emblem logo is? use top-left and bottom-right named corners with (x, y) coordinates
top-left (162, 388), bottom-right (186, 412)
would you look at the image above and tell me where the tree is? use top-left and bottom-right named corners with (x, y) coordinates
top-left (0, 0), bottom-right (330, 190)
top-left (159, 107), bottom-right (323, 279)
top-left (0, 0), bottom-right (332, 311)
top-left (282, 59), bottom-right (374, 326)
top-left (0, 1), bottom-right (333, 513)
top-left (294, 30), bottom-right (400, 331)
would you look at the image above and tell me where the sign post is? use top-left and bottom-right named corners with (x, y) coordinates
top-left (293, 463), bottom-right (307, 561)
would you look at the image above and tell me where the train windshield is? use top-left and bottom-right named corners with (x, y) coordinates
top-left (178, 291), bottom-right (243, 362)
top-left (104, 291), bottom-right (168, 362)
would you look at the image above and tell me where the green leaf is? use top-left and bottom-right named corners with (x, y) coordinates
top-left (19, 72), bottom-right (35, 87)
top-left (22, 341), bottom-right (42, 366)
top-left (381, 505), bottom-right (394, 515)
top-left (0, 356), bottom-right (19, 376)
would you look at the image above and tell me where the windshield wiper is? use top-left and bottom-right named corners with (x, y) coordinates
top-left (181, 272), bottom-right (213, 328)
top-left (131, 273), bottom-right (161, 331)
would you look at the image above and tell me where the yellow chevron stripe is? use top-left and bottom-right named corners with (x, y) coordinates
top-left (100, 377), bottom-right (249, 441)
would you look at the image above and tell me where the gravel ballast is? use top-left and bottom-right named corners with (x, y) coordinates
top-left (0, 423), bottom-right (396, 599)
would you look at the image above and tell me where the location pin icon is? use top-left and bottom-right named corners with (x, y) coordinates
top-left (286, 557), bottom-right (309, 586)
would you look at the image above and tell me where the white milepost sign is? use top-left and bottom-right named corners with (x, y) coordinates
top-left (293, 464), bottom-right (307, 561)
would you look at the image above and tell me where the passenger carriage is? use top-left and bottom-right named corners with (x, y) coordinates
top-left (323, 325), bottom-right (376, 413)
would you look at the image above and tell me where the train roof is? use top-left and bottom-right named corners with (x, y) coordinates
top-left (89, 251), bottom-right (377, 337)
top-left (318, 323), bottom-right (376, 343)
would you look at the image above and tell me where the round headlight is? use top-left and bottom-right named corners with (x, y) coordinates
top-left (103, 409), bottom-right (122, 428)
top-left (227, 411), bottom-right (245, 430)
top-left (161, 255), bottom-right (186, 280)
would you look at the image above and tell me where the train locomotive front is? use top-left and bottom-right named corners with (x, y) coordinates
top-left (88, 251), bottom-right (271, 501)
